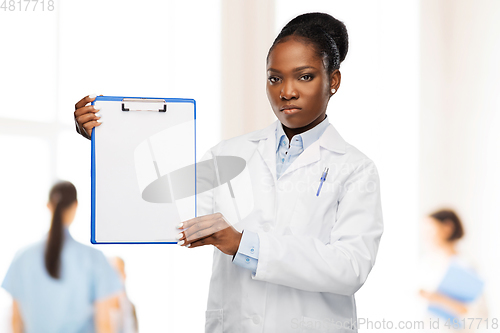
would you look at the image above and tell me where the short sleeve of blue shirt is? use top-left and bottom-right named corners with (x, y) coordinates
top-left (91, 250), bottom-right (123, 301)
top-left (2, 250), bottom-right (25, 301)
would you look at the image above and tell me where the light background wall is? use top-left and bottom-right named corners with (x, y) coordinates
top-left (0, 0), bottom-right (498, 332)
top-left (419, 0), bottom-right (500, 321)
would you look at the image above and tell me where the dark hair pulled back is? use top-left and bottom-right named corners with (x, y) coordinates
top-left (267, 12), bottom-right (349, 75)
top-left (429, 209), bottom-right (465, 242)
top-left (45, 181), bottom-right (77, 279)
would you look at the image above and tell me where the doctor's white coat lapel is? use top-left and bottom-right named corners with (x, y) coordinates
top-left (247, 120), bottom-right (278, 181)
top-left (281, 122), bottom-right (348, 177)
top-left (247, 119), bottom-right (348, 180)
top-left (245, 120), bottom-right (383, 294)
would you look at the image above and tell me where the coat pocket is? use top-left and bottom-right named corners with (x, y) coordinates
top-left (205, 309), bottom-right (223, 333)
top-left (288, 182), bottom-right (339, 242)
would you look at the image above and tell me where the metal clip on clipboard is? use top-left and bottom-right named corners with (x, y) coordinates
top-left (121, 98), bottom-right (167, 112)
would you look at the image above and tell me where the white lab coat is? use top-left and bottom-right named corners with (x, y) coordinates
top-left (199, 120), bottom-right (384, 333)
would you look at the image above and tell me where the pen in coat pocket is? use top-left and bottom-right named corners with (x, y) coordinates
top-left (316, 167), bottom-right (329, 196)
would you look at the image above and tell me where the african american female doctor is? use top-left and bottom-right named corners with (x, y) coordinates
top-left (74, 12), bottom-right (384, 333)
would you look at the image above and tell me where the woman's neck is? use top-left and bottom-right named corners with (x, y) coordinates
top-left (438, 240), bottom-right (458, 257)
top-left (282, 113), bottom-right (327, 141)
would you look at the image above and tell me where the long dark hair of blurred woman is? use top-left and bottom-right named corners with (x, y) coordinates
top-left (45, 181), bottom-right (78, 279)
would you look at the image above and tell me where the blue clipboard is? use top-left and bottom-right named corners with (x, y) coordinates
top-left (428, 259), bottom-right (484, 326)
top-left (90, 96), bottom-right (196, 244)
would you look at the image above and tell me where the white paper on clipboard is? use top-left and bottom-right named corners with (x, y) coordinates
top-left (91, 96), bottom-right (196, 244)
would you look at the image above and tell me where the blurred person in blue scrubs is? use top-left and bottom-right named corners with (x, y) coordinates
top-left (1, 181), bottom-right (123, 333)
top-left (109, 257), bottom-right (138, 333)
top-left (418, 209), bottom-right (488, 332)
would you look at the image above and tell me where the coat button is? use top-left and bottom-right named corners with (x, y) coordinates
top-left (252, 315), bottom-right (261, 324)
top-left (262, 223), bottom-right (271, 232)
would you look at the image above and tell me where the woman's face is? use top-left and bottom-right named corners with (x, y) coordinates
top-left (423, 217), bottom-right (453, 245)
top-left (266, 37), bottom-right (340, 132)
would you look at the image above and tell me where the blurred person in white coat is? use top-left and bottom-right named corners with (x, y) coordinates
top-left (74, 12), bottom-right (384, 333)
top-left (418, 209), bottom-right (488, 333)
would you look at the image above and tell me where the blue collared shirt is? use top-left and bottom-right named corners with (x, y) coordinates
top-left (232, 116), bottom-right (330, 275)
top-left (1, 228), bottom-right (123, 333)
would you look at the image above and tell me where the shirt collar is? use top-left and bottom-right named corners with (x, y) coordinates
top-left (275, 114), bottom-right (330, 152)
top-left (248, 117), bottom-right (346, 154)
top-left (63, 226), bottom-right (73, 240)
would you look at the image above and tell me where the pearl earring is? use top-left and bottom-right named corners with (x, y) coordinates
top-left (331, 88), bottom-right (336, 94)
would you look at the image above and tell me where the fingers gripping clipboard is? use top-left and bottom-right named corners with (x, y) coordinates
top-left (91, 96), bottom-right (196, 244)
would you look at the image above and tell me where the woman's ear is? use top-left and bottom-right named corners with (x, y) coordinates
top-left (330, 70), bottom-right (341, 95)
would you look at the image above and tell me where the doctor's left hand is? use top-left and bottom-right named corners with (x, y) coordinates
top-left (176, 213), bottom-right (242, 256)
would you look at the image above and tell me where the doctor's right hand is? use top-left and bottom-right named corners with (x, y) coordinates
top-left (74, 94), bottom-right (102, 140)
